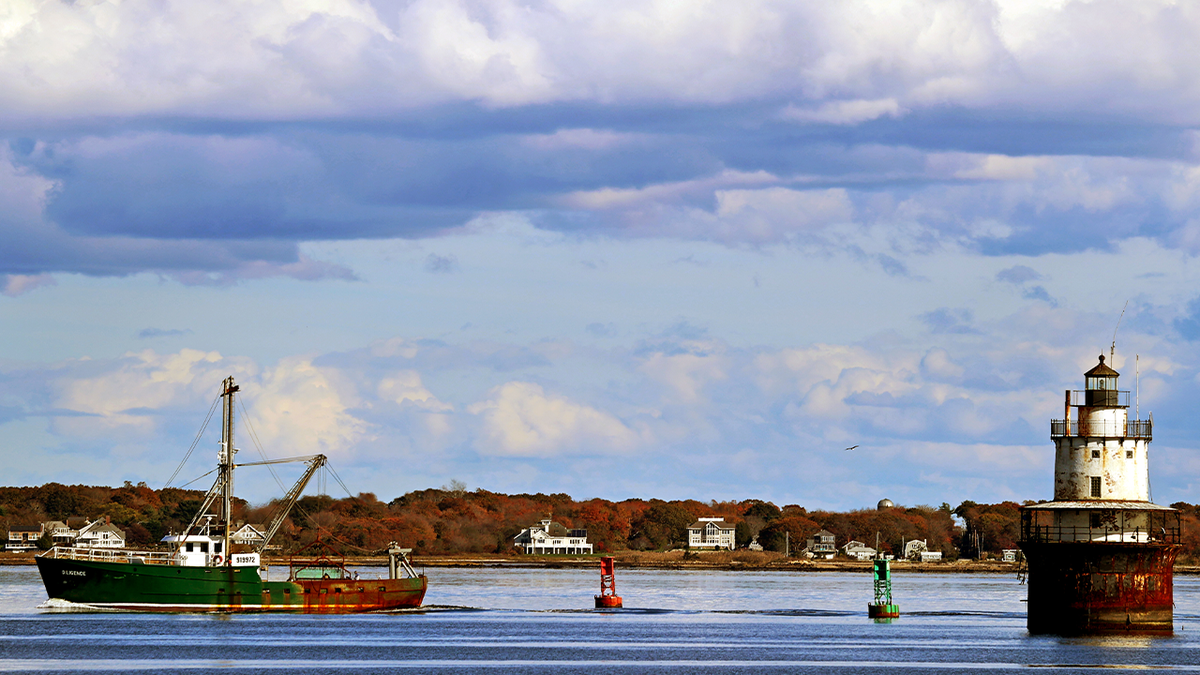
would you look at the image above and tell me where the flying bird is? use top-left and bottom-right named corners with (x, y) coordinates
top-left (844, 445), bottom-right (859, 451)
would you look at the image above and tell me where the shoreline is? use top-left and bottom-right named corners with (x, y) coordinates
top-left (7, 551), bottom-right (1200, 575)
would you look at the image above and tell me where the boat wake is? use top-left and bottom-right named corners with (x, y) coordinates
top-left (36, 598), bottom-right (126, 613)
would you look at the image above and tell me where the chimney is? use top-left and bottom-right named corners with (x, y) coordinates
top-left (106, 515), bottom-right (111, 525)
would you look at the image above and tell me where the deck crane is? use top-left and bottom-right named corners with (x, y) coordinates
top-left (242, 454), bottom-right (328, 554)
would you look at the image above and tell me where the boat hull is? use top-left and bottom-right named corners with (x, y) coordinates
top-left (36, 556), bottom-right (426, 613)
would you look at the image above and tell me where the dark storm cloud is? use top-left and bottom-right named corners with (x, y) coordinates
top-left (4, 1), bottom-right (1200, 281)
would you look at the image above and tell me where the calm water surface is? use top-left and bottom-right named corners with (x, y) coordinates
top-left (2, 564), bottom-right (1199, 673)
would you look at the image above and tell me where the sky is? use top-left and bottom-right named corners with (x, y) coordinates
top-left (3, 0), bottom-right (1200, 511)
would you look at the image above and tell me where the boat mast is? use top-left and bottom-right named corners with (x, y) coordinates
top-left (220, 376), bottom-right (239, 565)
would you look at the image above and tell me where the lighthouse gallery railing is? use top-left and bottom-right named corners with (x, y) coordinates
top-left (1050, 419), bottom-right (1152, 439)
top-left (1021, 510), bottom-right (1180, 545)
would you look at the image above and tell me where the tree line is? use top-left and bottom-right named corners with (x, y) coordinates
top-left (5, 481), bottom-right (1200, 561)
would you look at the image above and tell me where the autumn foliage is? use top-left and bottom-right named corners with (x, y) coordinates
top-left (6, 481), bottom-right (1200, 560)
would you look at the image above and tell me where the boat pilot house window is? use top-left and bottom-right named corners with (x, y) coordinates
top-left (1090, 476), bottom-right (1102, 498)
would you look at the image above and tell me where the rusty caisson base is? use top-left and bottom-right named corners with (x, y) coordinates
top-left (1020, 542), bottom-right (1179, 635)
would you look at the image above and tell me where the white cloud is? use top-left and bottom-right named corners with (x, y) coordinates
top-left (55, 349), bottom-right (255, 434)
top-left (468, 381), bottom-right (640, 457)
top-left (780, 98), bottom-right (905, 125)
top-left (245, 357), bottom-right (369, 459)
top-left (640, 348), bottom-right (729, 405)
top-left (0, 0), bottom-right (1192, 119)
top-left (2, 273), bottom-right (55, 296)
top-left (378, 370), bottom-right (452, 412)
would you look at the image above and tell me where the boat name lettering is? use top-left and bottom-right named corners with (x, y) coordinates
top-left (62, 570), bottom-right (86, 577)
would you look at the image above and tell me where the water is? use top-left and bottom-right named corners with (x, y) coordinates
top-left (2, 565), bottom-right (1200, 672)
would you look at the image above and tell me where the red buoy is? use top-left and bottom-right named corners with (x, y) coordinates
top-left (594, 556), bottom-right (623, 608)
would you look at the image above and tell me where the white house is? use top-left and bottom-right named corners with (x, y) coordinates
top-left (74, 517), bottom-right (126, 549)
top-left (41, 520), bottom-right (79, 547)
top-left (903, 539), bottom-right (929, 560)
top-left (687, 518), bottom-right (736, 550)
top-left (841, 540), bottom-right (877, 561)
top-left (513, 519), bottom-right (593, 555)
top-left (231, 523), bottom-right (268, 547)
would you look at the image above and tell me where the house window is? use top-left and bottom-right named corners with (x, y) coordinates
top-left (1090, 476), bottom-right (1102, 498)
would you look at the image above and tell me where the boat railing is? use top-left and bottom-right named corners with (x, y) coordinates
top-left (40, 546), bottom-right (179, 566)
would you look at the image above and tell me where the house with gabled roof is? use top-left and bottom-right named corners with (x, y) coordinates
top-left (513, 518), bottom-right (593, 555)
top-left (841, 540), bottom-right (877, 561)
top-left (75, 517), bottom-right (126, 549)
top-left (687, 517), bottom-right (736, 550)
top-left (806, 529), bottom-right (836, 558)
top-left (232, 523), bottom-right (268, 547)
top-left (41, 520), bottom-right (79, 547)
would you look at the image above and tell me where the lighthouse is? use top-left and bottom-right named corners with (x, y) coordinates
top-left (1019, 355), bottom-right (1181, 635)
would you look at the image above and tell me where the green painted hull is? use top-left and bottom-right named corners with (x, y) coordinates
top-left (36, 555), bottom-right (427, 612)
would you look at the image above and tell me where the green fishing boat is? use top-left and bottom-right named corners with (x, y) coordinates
top-left (35, 377), bottom-right (427, 612)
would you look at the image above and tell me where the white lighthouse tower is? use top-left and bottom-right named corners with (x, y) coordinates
top-left (1052, 355), bottom-right (1150, 503)
top-left (1020, 354), bottom-right (1180, 635)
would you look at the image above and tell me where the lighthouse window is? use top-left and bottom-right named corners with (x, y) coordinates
top-left (1127, 450), bottom-right (1134, 459)
top-left (1090, 476), bottom-right (1102, 498)
top-left (1092, 449), bottom-right (1100, 459)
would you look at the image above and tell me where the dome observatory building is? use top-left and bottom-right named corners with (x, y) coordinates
top-left (1018, 355), bottom-right (1181, 635)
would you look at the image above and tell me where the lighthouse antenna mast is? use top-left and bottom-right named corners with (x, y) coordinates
top-left (1110, 300), bottom-right (1129, 364)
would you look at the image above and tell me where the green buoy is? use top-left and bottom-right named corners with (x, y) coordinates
top-left (868, 558), bottom-right (899, 620)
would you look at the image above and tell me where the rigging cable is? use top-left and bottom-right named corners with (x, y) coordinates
top-left (236, 397), bottom-right (287, 493)
top-left (177, 468), bottom-right (218, 489)
top-left (326, 463), bottom-right (355, 499)
top-left (163, 394), bottom-right (221, 489)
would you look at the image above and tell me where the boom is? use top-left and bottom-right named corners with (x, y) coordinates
top-left (251, 454), bottom-right (327, 553)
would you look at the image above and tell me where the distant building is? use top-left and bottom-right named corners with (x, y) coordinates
top-left (41, 521), bottom-right (79, 547)
top-left (747, 535), bottom-right (763, 552)
top-left (920, 551), bottom-right (943, 563)
top-left (841, 540), bottom-right (877, 561)
top-left (807, 529), bottom-right (836, 558)
top-left (6, 524), bottom-right (44, 552)
top-left (74, 517), bottom-right (126, 549)
top-left (687, 518), bottom-right (736, 550)
top-left (513, 519), bottom-right (593, 555)
top-left (903, 539), bottom-right (928, 560)
top-left (231, 523), bottom-right (268, 548)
